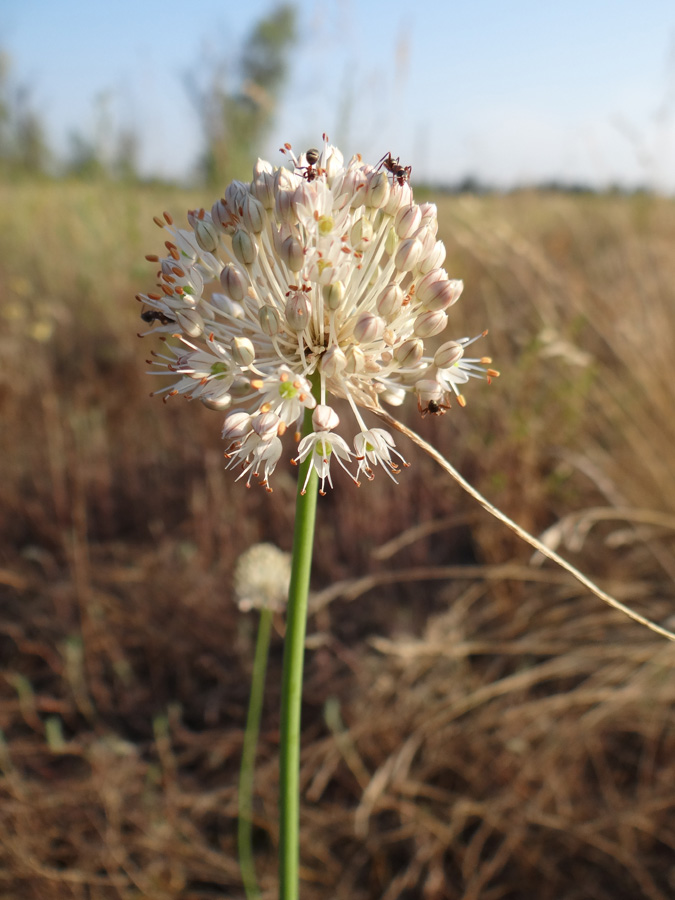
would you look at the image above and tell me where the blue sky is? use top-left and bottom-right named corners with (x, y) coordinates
top-left (3, 0), bottom-right (675, 188)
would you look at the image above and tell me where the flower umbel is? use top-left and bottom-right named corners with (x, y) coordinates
top-left (138, 137), bottom-right (497, 491)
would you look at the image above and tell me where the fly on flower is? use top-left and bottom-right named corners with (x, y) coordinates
top-left (137, 136), bottom-right (498, 492)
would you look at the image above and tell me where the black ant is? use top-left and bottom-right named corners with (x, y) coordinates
top-left (141, 309), bottom-right (175, 326)
top-left (418, 397), bottom-right (450, 417)
top-left (377, 152), bottom-right (412, 186)
top-left (280, 144), bottom-right (323, 182)
top-left (301, 147), bottom-right (321, 182)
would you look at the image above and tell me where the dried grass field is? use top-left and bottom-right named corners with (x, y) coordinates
top-left (1, 179), bottom-right (675, 899)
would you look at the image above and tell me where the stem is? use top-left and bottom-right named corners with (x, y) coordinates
top-left (369, 405), bottom-right (675, 643)
top-left (238, 606), bottom-right (274, 900)
top-left (279, 404), bottom-right (319, 900)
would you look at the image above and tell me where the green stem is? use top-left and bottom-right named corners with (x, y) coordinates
top-left (279, 403), bottom-right (319, 900)
top-left (238, 606), bottom-right (274, 900)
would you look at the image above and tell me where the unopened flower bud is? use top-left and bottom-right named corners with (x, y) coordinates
top-left (275, 187), bottom-right (296, 224)
top-left (211, 293), bottom-right (244, 318)
top-left (434, 341), bottom-right (464, 369)
top-left (252, 411), bottom-right (281, 441)
top-left (365, 171), bottom-right (390, 208)
top-left (232, 229), bottom-right (258, 267)
top-left (320, 345), bottom-right (347, 377)
top-left (418, 240), bottom-right (446, 274)
top-left (219, 264), bottom-right (246, 301)
top-left (188, 211), bottom-right (219, 253)
top-left (394, 237), bottom-right (423, 272)
top-left (415, 380), bottom-right (444, 407)
top-left (251, 159), bottom-right (275, 208)
top-left (313, 404), bottom-right (339, 431)
top-left (225, 180), bottom-right (249, 210)
top-left (421, 278), bottom-right (463, 311)
top-left (281, 235), bottom-right (304, 272)
top-left (380, 385), bottom-right (406, 406)
top-left (383, 182), bottom-right (413, 216)
top-left (418, 203), bottom-right (438, 233)
top-left (415, 268), bottom-right (447, 305)
top-left (395, 338), bottom-right (424, 367)
top-left (376, 283), bottom-right (404, 318)
top-left (222, 411), bottom-right (252, 441)
top-left (413, 309), bottom-right (448, 338)
top-left (201, 393), bottom-right (232, 411)
top-left (345, 345), bottom-right (365, 373)
top-left (259, 304), bottom-right (281, 336)
top-left (285, 292), bottom-right (311, 331)
top-left (211, 198), bottom-right (237, 234)
top-left (241, 194), bottom-right (265, 233)
top-left (323, 281), bottom-right (344, 311)
top-left (175, 308), bottom-right (204, 337)
top-left (395, 204), bottom-right (422, 239)
top-left (353, 312), bottom-right (385, 344)
top-left (231, 336), bottom-right (255, 366)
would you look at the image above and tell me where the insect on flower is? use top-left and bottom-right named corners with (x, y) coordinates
top-left (377, 152), bottom-right (412, 186)
top-left (140, 308), bottom-right (176, 326)
top-left (418, 398), bottom-right (451, 417)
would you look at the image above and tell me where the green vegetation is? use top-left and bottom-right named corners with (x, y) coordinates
top-left (1, 180), bottom-right (675, 898)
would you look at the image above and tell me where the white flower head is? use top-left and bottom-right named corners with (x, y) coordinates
top-left (139, 138), bottom-right (498, 492)
top-left (234, 542), bottom-right (291, 612)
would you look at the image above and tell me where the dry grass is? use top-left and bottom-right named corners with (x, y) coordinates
top-left (1, 180), bottom-right (675, 899)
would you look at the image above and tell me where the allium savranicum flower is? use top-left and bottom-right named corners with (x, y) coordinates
top-left (137, 138), bottom-right (498, 494)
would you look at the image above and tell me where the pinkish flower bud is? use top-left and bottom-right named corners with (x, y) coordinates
top-left (421, 278), bottom-right (463, 311)
top-left (251, 159), bottom-right (275, 208)
top-left (415, 268), bottom-right (447, 305)
top-left (395, 338), bottom-right (424, 367)
top-left (434, 341), bottom-right (464, 369)
top-left (313, 404), bottom-right (340, 431)
top-left (281, 235), bottom-right (304, 272)
top-left (222, 411), bottom-right (252, 441)
top-left (285, 292), bottom-right (311, 331)
top-left (418, 240), bottom-right (446, 275)
top-left (376, 283), bottom-right (404, 318)
top-left (320, 345), bottom-right (348, 377)
top-left (413, 309), bottom-right (448, 338)
top-left (344, 345), bottom-right (365, 373)
top-left (365, 171), bottom-right (390, 208)
top-left (252, 411), bottom-right (281, 441)
top-left (395, 204), bottom-right (422, 239)
top-left (219, 263), bottom-right (246, 301)
top-left (241, 194), bottom-right (265, 233)
top-left (353, 312), bottom-right (385, 344)
top-left (394, 237), bottom-right (423, 272)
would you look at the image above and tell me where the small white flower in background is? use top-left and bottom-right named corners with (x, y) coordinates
top-left (138, 137), bottom-right (498, 493)
top-left (234, 543), bottom-right (291, 613)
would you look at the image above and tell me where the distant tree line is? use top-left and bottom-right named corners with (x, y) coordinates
top-left (0, 4), bottom-right (297, 186)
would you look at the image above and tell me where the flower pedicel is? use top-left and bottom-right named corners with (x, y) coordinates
top-left (138, 137), bottom-right (498, 493)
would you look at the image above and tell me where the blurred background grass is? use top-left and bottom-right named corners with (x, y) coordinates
top-left (2, 3), bottom-right (675, 897)
top-left (1, 177), bottom-right (675, 900)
